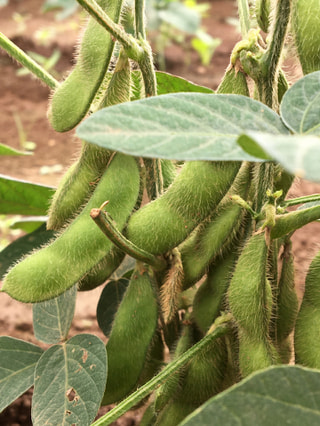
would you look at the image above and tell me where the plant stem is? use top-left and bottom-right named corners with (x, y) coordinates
top-left (0, 32), bottom-right (59, 90)
top-left (135, 0), bottom-right (146, 39)
top-left (90, 207), bottom-right (167, 271)
top-left (236, 0), bottom-right (251, 37)
top-left (91, 315), bottom-right (231, 426)
top-left (76, 0), bottom-right (144, 61)
top-left (282, 194), bottom-right (320, 208)
top-left (258, 0), bottom-right (291, 108)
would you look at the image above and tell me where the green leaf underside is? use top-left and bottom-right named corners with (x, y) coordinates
top-left (0, 337), bottom-right (43, 413)
top-left (97, 278), bottom-right (130, 337)
top-left (0, 223), bottom-right (56, 280)
top-left (0, 143), bottom-right (31, 156)
top-left (77, 93), bottom-right (289, 161)
top-left (180, 365), bottom-right (320, 426)
top-left (32, 334), bottom-right (107, 426)
top-left (155, 71), bottom-right (214, 95)
top-left (280, 71), bottom-right (320, 135)
top-left (0, 175), bottom-right (54, 215)
top-left (9, 216), bottom-right (47, 233)
top-left (33, 285), bottom-right (77, 344)
top-left (238, 131), bottom-right (320, 182)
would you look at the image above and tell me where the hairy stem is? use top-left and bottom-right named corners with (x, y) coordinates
top-left (90, 207), bottom-right (167, 270)
top-left (91, 314), bottom-right (231, 426)
top-left (76, 0), bottom-right (144, 61)
top-left (135, 0), bottom-right (146, 39)
top-left (259, 0), bottom-right (291, 108)
top-left (0, 32), bottom-right (59, 89)
top-left (237, 0), bottom-right (251, 36)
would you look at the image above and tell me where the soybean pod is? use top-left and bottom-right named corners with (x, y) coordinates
top-left (292, 0), bottom-right (320, 74)
top-left (2, 153), bottom-right (140, 302)
top-left (227, 231), bottom-right (278, 377)
top-left (127, 161), bottom-right (241, 255)
top-left (295, 250), bottom-right (320, 368)
top-left (101, 263), bottom-right (158, 405)
top-left (48, 0), bottom-right (124, 132)
top-left (180, 161), bottom-right (251, 289)
top-left (275, 240), bottom-right (298, 363)
top-left (47, 143), bottom-right (112, 230)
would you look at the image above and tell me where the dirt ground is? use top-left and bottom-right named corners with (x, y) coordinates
top-left (1, 0), bottom-right (320, 424)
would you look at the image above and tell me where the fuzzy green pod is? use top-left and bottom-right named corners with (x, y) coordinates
top-left (192, 251), bottom-right (238, 333)
top-left (48, 0), bottom-right (124, 132)
top-left (177, 336), bottom-right (228, 405)
top-left (47, 143), bottom-right (112, 230)
top-left (228, 231), bottom-right (269, 336)
top-left (294, 302), bottom-right (320, 368)
top-left (294, 250), bottom-right (320, 368)
top-left (275, 241), bottom-right (298, 345)
top-left (292, 0), bottom-right (320, 74)
top-left (77, 246), bottom-right (125, 291)
top-left (154, 400), bottom-right (195, 426)
top-left (154, 323), bottom-right (194, 413)
top-left (101, 265), bottom-right (158, 405)
top-left (238, 329), bottom-right (275, 378)
top-left (255, 0), bottom-right (271, 33)
top-left (127, 161), bottom-right (241, 255)
top-left (180, 161), bottom-right (251, 288)
top-left (2, 153), bottom-right (140, 302)
top-left (217, 66), bottom-right (249, 96)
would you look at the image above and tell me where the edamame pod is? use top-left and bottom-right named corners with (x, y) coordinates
top-left (217, 66), bottom-right (249, 96)
top-left (77, 246), bottom-right (125, 291)
top-left (2, 153), bottom-right (140, 302)
top-left (192, 251), bottom-right (238, 333)
top-left (101, 264), bottom-right (158, 405)
top-left (292, 0), bottom-right (320, 74)
top-left (47, 143), bottom-right (112, 230)
top-left (48, 0), bottom-right (124, 131)
top-left (127, 161), bottom-right (241, 255)
top-left (275, 240), bottom-right (298, 361)
top-left (295, 250), bottom-right (320, 368)
top-left (180, 161), bottom-right (251, 289)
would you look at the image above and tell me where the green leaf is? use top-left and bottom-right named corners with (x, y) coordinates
top-left (10, 216), bottom-right (47, 233)
top-left (32, 334), bottom-right (107, 426)
top-left (280, 71), bottom-right (320, 135)
top-left (155, 71), bottom-right (214, 95)
top-left (180, 365), bottom-right (320, 426)
top-left (237, 134), bottom-right (272, 160)
top-left (97, 278), bottom-right (130, 337)
top-left (0, 337), bottom-right (43, 413)
top-left (0, 142), bottom-right (32, 156)
top-left (237, 131), bottom-right (320, 182)
top-left (0, 223), bottom-right (56, 280)
top-left (0, 175), bottom-right (54, 215)
top-left (77, 93), bottom-right (288, 161)
top-left (33, 285), bottom-right (77, 344)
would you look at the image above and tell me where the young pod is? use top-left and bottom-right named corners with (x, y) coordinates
top-left (126, 161), bottom-right (241, 255)
top-left (227, 231), bottom-right (278, 377)
top-left (228, 231), bottom-right (270, 336)
top-left (294, 250), bottom-right (320, 368)
top-left (47, 143), bottom-right (112, 230)
top-left (292, 0), bottom-right (320, 74)
top-left (48, 0), bottom-right (124, 132)
top-left (275, 240), bottom-right (298, 357)
top-left (101, 264), bottom-right (158, 405)
top-left (217, 66), bottom-right (249, 96)
top-left (77, 246), bottom-right (125, 291)
top-left (192, 251), bottom-right (238, 334)
top-left (180, 161), bottom-right (251, 289)
top-left (2, 153), bottom-right (140, 303)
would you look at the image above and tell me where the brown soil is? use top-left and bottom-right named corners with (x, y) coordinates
top-left (1, 0), bottom-right (320, 424)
